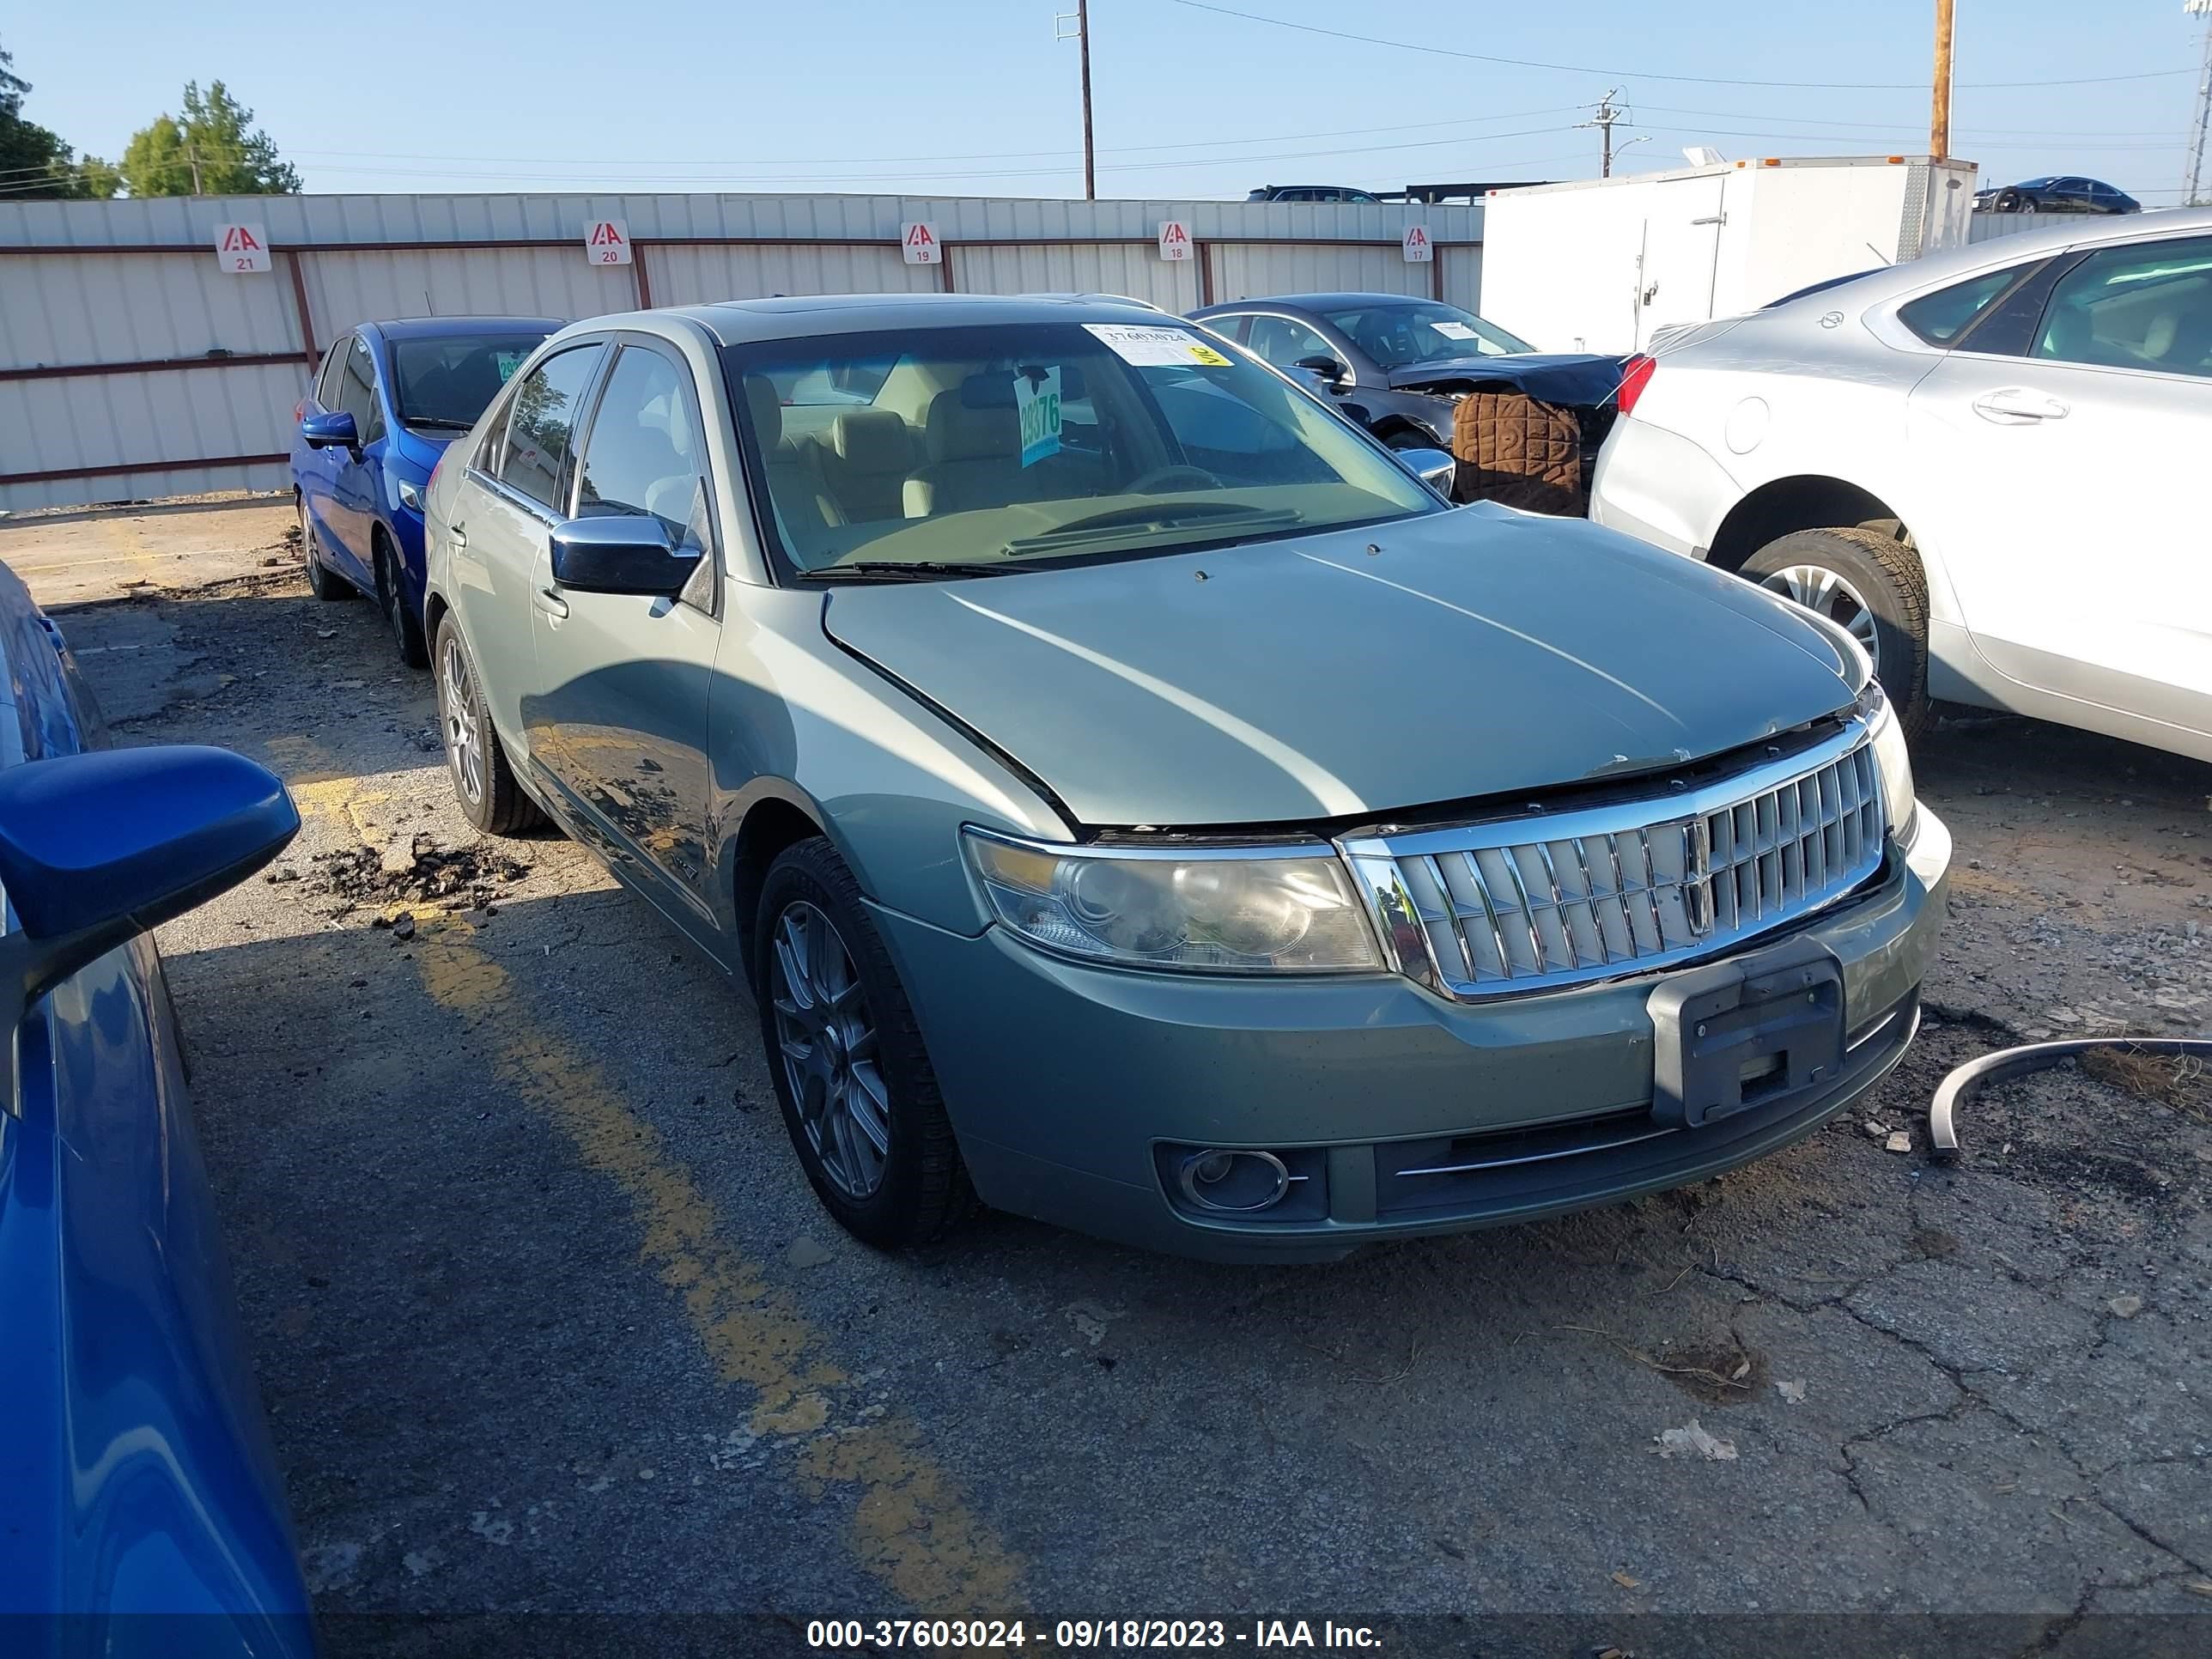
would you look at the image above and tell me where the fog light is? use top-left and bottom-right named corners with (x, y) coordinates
top-left (1177, 1148), bottom-right (1292, 1213)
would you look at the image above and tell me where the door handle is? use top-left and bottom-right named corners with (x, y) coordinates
top-left (447, 520), bottom-right (467, 548)
top-left (1972, 387), bottom-right (2070, 423)
top-left (533, 587), bottom-right (568, 620)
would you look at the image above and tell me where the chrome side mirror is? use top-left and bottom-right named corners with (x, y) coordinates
top-left (1393, 446), bottom-right (1457, 495)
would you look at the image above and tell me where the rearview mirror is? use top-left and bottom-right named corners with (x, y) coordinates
top-left (301, 410), bottom-right (359, 449)
top-left (0, 745), bottom-right (299, 1052)
top-left (550, 516), bottom-right (702, 596)
top-left (1393, 445), bottom-right (1457, 495)
top-left (1292, 354), bottom-right (1349, 388)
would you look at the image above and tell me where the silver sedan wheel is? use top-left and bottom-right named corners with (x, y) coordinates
top-left (769, 901), bottom-right (889, 1200)
top-left (440, 634), bottom-right (484, 806)
top-left (1759, 563), bottom-right (1881, 668)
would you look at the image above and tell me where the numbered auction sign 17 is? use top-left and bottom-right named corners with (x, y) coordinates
top-left (215, 223), bottom-right (270, 274)
top-left (1401, 224), bottom-right (1433, 264)
top-left (586, 219), bottom-right (632, 265)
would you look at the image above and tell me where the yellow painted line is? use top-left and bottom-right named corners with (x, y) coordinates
top-left (411, 922), bottom-right (1024, 1613)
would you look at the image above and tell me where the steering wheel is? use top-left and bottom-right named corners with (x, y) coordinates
top-left (1127, 465), bottom-right (1221, 494)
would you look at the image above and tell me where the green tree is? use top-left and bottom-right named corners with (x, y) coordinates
top-left (0, 40), bottom-right (117, 198)
top-left (118, 81), bottom-right (299, 198)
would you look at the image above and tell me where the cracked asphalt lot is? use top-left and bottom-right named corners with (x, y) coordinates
top-left (21, 501), bottom-right (2212, 1655)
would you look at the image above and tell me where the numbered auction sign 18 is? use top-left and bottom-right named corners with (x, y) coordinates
top-left (1157, 220), bottom-right (1193, 261)
top-left (586, 219), bottom-right (632, 265)
top-left (215, 223), bottom-right (270, 274)
top-left (901, 222), bottom-right (942, 264)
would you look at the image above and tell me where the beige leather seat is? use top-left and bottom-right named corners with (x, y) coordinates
top-left (904, 390), bottom-right (1027, 518)
top-left (823, 409), bottom-right (914, 524)
top-left (743, 375), bottom-right (838, 556)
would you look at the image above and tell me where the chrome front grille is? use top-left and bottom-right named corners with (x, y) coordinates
top-left (1340, 724), bottom-right (1885, 1000)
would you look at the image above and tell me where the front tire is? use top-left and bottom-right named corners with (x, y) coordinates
top-left (756, 838), bottom-right (975, 1249)
top-left (433, 616), bottom-right (544, 835)
top-left (1740, 526), bottom-right (1930, 738)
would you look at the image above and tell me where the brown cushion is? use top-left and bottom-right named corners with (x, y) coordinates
top-left (1449, 390), bottom-right (1584, 516)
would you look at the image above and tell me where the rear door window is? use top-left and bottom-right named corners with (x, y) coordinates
top-left (497, 345), bottom-right (606, 511)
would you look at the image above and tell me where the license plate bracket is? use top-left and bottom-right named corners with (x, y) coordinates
top-left (1648, 934), bottom-right (1845, 1129)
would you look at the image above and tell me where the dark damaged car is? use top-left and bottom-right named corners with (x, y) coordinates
top-left (1192, 293), bottom-right (1626, 491)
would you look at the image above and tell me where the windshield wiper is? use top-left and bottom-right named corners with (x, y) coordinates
top-left (404, 416), bottom-right (475, 431)
top-left (797, 560), bottom-right (1027, 582)
top-left (1000, 502), bottom-right (1301, 556)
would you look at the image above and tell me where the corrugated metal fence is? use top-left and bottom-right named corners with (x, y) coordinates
top-left (0, 192), bottom-right (1484, 510)
top-left (1966, 209), bottom-right (2094, 244)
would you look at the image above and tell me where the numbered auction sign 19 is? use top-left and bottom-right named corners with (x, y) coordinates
top-left (586, 219), bottom-right (632, 265)
top-left (215, 223), bottom-right (270, 274)
top-left (901, 222), bottom-right (942, 264)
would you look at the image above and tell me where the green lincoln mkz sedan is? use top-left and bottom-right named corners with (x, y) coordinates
top-left (422, 293), bottom-right (1949, 1261)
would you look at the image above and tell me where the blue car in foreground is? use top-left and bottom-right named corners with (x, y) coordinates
top-left (292, 317), bottom-right (557, 665)
top-left (0, 560), bottom-right (311, 1652)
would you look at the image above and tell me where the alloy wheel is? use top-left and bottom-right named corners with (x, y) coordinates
top-left (769, 900), bottom-right (890, 1200)
top-left (440, 634), bottom-right (484, 806)
top-left (1758, 562), bottom-right (1881, 670)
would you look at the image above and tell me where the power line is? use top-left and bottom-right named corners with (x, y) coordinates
top-left (1164, 0), bottom-right (2194, 90)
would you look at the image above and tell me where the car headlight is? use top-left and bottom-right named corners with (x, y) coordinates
top-left (963, 829), bottom-right (1382, 974)
top-left (1860, 684), bottom-right (1917, 842)
top-left (394, 477), bottom-right (424, 514)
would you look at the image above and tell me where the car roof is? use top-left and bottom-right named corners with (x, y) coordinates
top-left (363, 315), bottom-right (564, 342)
top-left (1774, 204), bottom-right (2212, 312)
top-left (1194, 292), bottom-right (1437, 315)
top-left (616, 291), bottom-right (1191, 348)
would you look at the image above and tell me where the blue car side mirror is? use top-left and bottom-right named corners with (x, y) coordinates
top-left (0, 746), bottom-right (300, 1038)
top-left (549, 515), bottom-right (702, 597)
top-left (301, 410), bottom-right (359, 449)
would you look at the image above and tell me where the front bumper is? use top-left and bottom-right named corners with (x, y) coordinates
top-left (875, 810), bottom-right (1948, 1261)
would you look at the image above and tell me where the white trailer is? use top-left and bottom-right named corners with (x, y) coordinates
top-left (1478, 155), bottom-right (1980, 355)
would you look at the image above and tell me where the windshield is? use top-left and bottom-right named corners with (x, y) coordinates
top-left (392, 332), bottom-right (551, 429)
top-left (1318, 301), bottom-right (1534, 368)
top-left (724, 320), bottom-right (1438, 579)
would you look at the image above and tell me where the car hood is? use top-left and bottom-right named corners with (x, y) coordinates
top-left (823, 507), bottom-right (1863, 830)
top-left (1388, 352), bottom-right (1626, 408)
top-left (391, 425), bottom-right (454, 474)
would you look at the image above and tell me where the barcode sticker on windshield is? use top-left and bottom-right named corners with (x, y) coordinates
top-left (1431, 320), bottom-right (1479, 341)
top-left (1014, 367), bottom-right (1061, 468)
top-left (1085, 324), bottom-right (1232, 368)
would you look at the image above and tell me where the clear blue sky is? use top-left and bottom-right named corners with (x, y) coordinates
top-left (5, 1), bottom-right (2204, 203)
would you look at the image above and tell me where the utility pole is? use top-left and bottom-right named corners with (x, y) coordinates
top-left (186, 143), bottom-right (204, 195)
top-left (1056, 2), bottom-right (1097, 199)
top-left (2188, 0), bottom-right (2212, 205)
top-left (1930, 0), bottom-right (1954, 161)
top-left (1578, 90), bottom-right (1628, 177)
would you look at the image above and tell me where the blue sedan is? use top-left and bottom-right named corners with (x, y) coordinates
top-left (0, 559), bottom-right (311, 1651)
top-left (292, 317), bottom-right (556, 665)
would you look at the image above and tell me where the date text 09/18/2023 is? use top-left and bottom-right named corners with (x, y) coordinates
top-left (805, 1619), bottom-right (1384, 1649)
